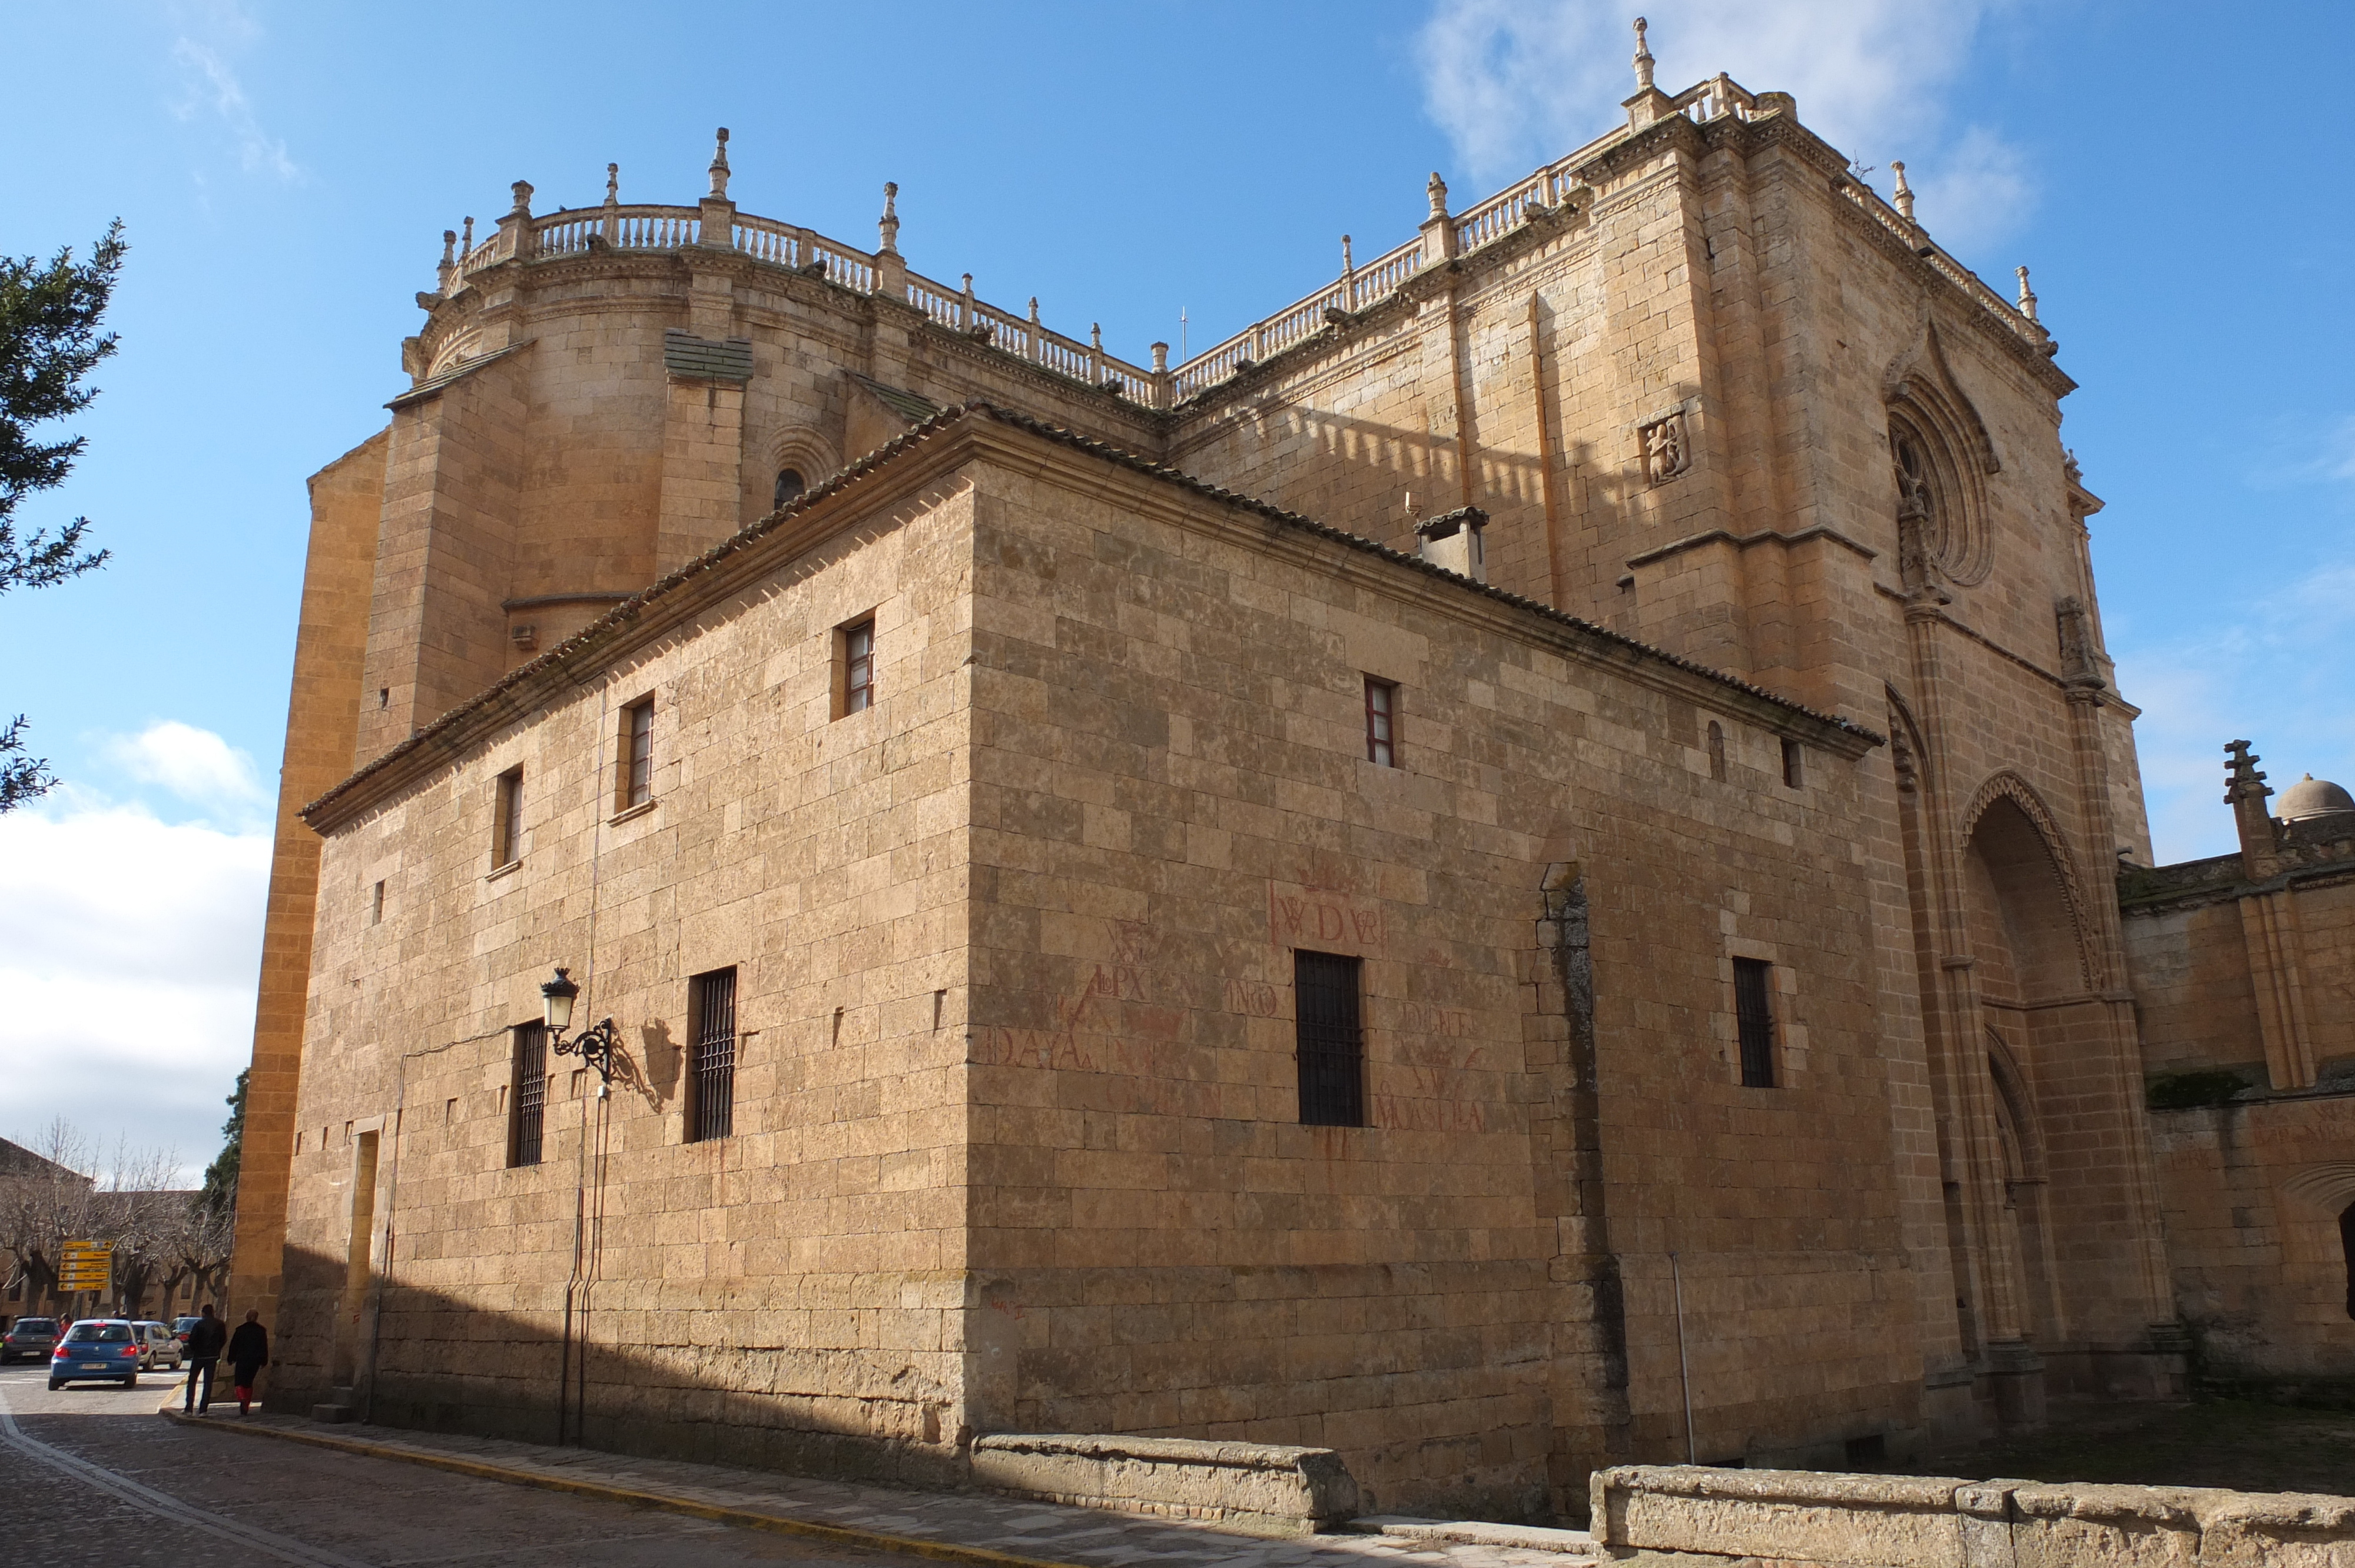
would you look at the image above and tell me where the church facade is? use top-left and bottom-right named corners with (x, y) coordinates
top-left (227, 33), bottom-right (2351, 1523)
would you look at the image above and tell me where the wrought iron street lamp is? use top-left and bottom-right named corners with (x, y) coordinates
top-left (541, 966), bottom-right (620, 1094)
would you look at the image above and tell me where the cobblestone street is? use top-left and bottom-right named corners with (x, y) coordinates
top-left (0, 1366), bottom-right (972, 1566)
top-left (0, 1366), bottom-right (1597, 1566)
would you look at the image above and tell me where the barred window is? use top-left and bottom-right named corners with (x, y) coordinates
top-left (619, 697), bottom-right (654, 810)
top-left (1295, 951), bottom-right (1365, 1127)
top-left (1365, 678), bottom-right (1398, 767)
top-left (688, 967), bottom-right (738, 1143)
top-left (1734, 958), bottom-right (1776, 1088)
top-left (509, 1023), bottom-right (547, 1167)
top-left (492, 766), bottom-right (523, 868)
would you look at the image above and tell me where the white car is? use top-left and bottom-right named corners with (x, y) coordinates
top-left (133, 1321), bottom-right (184, 1370)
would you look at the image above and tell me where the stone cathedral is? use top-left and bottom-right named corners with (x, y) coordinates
top-left (228, 28), bottom-right (2354, 1524)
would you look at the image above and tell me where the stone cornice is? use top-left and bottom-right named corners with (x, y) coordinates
top-left (1627, 523), bottom-right (1878, 571)
top-left (304, 403), bottom-right (1880, 834)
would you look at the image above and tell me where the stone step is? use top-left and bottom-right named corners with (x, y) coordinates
top-left (1348, 1514), bottom-right (1606, 1556)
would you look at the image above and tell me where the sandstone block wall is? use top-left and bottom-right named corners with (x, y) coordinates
top-left (957, 446), bottom-right (1913, 1517)
top-left (276, 474), bottom-right (980, 1479)
top-left (268, 419), bottom-right (1945, 1516)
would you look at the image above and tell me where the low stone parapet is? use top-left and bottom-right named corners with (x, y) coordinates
top-left (1592, 1464), bottom-right (2355, 1566)
top-left (968, 1432), bottom-right (1359, 1537)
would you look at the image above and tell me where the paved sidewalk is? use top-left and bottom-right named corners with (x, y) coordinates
top-left (159, 1406), bottom-right (1603, 1567)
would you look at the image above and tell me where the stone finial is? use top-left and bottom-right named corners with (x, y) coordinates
top-left (1890, 161), bottom-right (1915, 222)
top-left (462, 215), bottom-right (475, 254)
top-left (2226, 738), bottom-right (2283, 879)
top-left (510, 181), bottom-right (534, 216)
top-left (605, 163), bottom-right (619, 206)
top-left (2225, 740), bottom-right (2270, 806)
top-left (1342, 234), bottom-right (1355, 275)
top-left (708, 128), bottom-right (731, 200)
top-left (2015, 264), bottom-right (2039, 321)
top-left (1091, 322), bottom-right (1104, 352)
top-left (1028, 296), bottom-right (1041, 325)
top-left (1632, 16), bottom-right (1656, 92)
top-left (1427, 171), bottom-right (1451, 222)
top-left (1150, 342), bottom-right (1169, 373)
top-left (878, 181), bottom-right (900, 255)
top-left (441, 229), bottom-right (456, 267)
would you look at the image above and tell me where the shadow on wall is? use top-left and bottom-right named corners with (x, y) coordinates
top-left (268, 1243), bottom-right (968, 1490)
top-left (1178, 400), bottom-right (1627, 601)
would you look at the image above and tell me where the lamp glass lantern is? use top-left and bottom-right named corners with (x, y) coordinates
top-left (541, 967), bottom-right (580, 1035)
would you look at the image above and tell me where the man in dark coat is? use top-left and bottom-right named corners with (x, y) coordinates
top-left (225, 1310), bottom-right (268, 1417)
top-left (183, 1304), bottom-right (227, 1413)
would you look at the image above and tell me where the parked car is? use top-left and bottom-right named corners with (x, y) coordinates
top-left (49, 1319), bottom-right (141, 1390)
top-left (133, 1321), bottom-right (184, 1370)
top-left (172, 1315), bottom-right (202, 1345)
top-left (1, 1317), bottom-right (59, 1364)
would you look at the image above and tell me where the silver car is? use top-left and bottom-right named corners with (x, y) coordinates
top-left (132, 1321), bottom-right (184, 1370)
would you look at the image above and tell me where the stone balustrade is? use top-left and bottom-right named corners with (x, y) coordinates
top-left (428, 69), bottom-right (2050, 418)
top-left (430, 187), bottom-right (1167, 406)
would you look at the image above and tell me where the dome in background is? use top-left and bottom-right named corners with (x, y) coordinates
top-left (2277, 773), bottom-right (2355, 822)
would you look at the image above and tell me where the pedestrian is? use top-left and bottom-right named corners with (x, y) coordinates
top-left (183, 1303), bottom-right (227, 1414)
top-left (225, 1309), bottom-right (268, 1417)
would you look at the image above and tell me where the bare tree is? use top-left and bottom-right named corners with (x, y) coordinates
top-left (0, 1121), bottom-right (193, 1317)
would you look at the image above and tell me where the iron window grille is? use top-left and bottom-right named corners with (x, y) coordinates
top-left (1734, 957), bottom-right (1776, 1088)
top-left (1365, 678), bottom-right (1398, 767)
top-left (843, 620), bottom-right (875, 715)
top-left (620, 698), bottom-right (654, 809)
top-left (688, 967), bottom-right (738, 1143)
top-left (509, 1022), bottom-right (547, 1167)
top-left (1295, 950), bottom-right (1366, 1127)
top-left (493, 766), bottom-right (523, 868)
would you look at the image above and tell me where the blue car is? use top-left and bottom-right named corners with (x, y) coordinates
top-left (49, 1318), bottom-right (142, 1390)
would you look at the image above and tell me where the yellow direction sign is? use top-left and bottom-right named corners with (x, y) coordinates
top-left (58, 1240), bottom-right (112, 1291)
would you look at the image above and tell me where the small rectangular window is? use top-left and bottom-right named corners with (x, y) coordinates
top-left (618, 697), bottom-right (654, 810)
top-left (1364, 677), bottom-right (1398, 767)
top-left (841, 619), bottom-right (875, 716)
top-left (1295, 951), bottom-right (1366, 1127)
top-left (1781, 738), bottom-right (1805, 790)
top-left (492, 766), bottom-right (523, 868)
top-left (509, 1023), bottom-right (547, 1166)
top-left (1734, 957), bottom-right (1776, 1088)
top-left (688, 966), bottom-right (738, 1142)
top-left (370, 880), bottom-right (384, 925)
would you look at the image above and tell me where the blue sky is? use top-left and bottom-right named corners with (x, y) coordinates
top-left (3, 0), bottom-right (2350, 1174)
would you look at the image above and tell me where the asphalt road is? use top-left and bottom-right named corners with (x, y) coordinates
top-left (0, 1364), bottom-right (938, 1566)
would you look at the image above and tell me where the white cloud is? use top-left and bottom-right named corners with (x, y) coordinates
top-left (101, 719), bottom-right (267, 820)
top-left (1910, 125), bottom-right (2036, 258)
top-left (169, 16), bottom-right (300, 183)
top-left (0, 803), bottom-right (270, 1185)
top-left (1417, 0), bottom-right (2031, 248)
